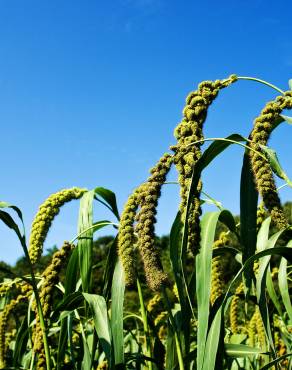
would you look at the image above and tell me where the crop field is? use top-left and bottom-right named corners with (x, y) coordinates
top-left (0, 74), bottom-right (292, 370)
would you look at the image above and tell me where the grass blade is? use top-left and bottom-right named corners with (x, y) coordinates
top-left (196, 209), bottom-right (234, 370)
top-left (240, 152), bottom-right (258, 290)
top-left (111, 258), bottom-right (125, 366)
top-left (225, 343), bottom-right (266, 357)
top-left (83, 293), bottom-right (112, 366)
top-left (278, 241), bottom-right (292, 322)
top-left (78, 190), bottom-right (95, 292)
top-left (94, 187), bottom-right (120, 221)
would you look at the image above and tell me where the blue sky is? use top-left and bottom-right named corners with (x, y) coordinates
top-left (0, 0), bottom-right (292, 264)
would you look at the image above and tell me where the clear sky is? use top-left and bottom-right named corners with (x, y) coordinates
top-left (1, 0), bottom-right (292, 264)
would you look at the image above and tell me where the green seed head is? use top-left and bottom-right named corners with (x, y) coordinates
top-left (210, 232), bottom-right (229, 305)
top-left (29, 187), bottom-right (87, 264)
top-left (0, 295), bottom-right (26, 368)
top-left (135, 153), bottom-right (173, 291)
top-left (117, 187), bottom-right (141, 287)
top-left (172, 76), bottom-right (237, 256)
top-left (249, 94), bottom-right (292, 230)
top-left (229, 282), bottom-right (244, 334)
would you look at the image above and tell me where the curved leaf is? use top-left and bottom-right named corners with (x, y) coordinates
top-left (94, 187), bottom-right (120, 220)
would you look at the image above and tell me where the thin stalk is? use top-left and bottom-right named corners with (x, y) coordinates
top-left (237, 76), bottom-right (285, 95)
top-left (70, 221), bottom-right (118, 244)
top-left (161, 287), bottom-right (185, 370)
top-left (20, 238), bottom-right (51, 370)
top-left (186, 137), bottom-right (268, 161)
top-left (201, 190), bottom-right (223, 210)
top-left (164, 181), bottom-right (223, 210)
top-left (29, 352), bottom-right (35, 370)
top-left (277, 183), bottom-right (288, 191)
top-left (137, 278), bottom-right (153, 370)
top-left (123, 313), bottom-right (144, 323)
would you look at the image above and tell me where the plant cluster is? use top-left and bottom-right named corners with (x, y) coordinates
top-left (0, 75), bottom-right (292, 370)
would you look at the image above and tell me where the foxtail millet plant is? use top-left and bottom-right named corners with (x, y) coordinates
top-left (29, 187), bottom-right (86, 264)
top-left (135, 153), bottom-right (173, 291)
top-left (172, 75), bottom-right (238, 256)
top-left (117, 187), bottom-right (141, 287)
top-left (249, 92), bottom-right (292, 230)
top-left (1, 74), bottom-right (292, 370)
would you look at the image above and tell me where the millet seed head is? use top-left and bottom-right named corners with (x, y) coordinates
top-left (29, 187), bottom-right (87, 264)
top-left (249, 94), bottom-right (292, 230)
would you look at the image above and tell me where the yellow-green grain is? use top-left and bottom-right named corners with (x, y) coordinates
top-left (172, 75), bottom-right (238, 255)
top-left (29, 187), bottom-right (86, 264)
top-left (249, 92), bottom-right (292, 230)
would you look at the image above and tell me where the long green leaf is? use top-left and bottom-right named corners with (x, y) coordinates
top-left (261, 353), bottom-right (292, 369)
top-left (202, 296), bottom-right (233, 370)
top-left (196, 210), bottom-right (234, 370)
top-left (111, 259), bottom-right (125, 365)
top-left (165, 320), bottom-right (178, 370)
top-left (225, 343), bottom-right (265, 357)
top-left (260, 144), bottom-right (292, 186)
top-left (83, 293), bottom-right (112, 365)
top-left (54, 291), bottom-right (83, 313)
top-left (240, 152), bottom-right (258, 290)
top-left (102, 236), bottom-right (118, 301)
top-left (13, 316), bottom-right (29, 367)
top-left (94, 187), bottom-right (120, 220)
top-left (256, 229), bottom-right (284, 354)
top-left (278, 240), bottom-right (292, 322)
top-left (78, 190), bottom-right (95, 292)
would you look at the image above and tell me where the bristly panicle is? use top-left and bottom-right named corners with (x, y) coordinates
top-left (256, 203), bottom-right (267, 231)
top-left (248, 307), bottom-right (266, 349)
top-left (210, 232), bottom-right (229, 305)
top-left (29, 187), bottom-right (87, 264)
top-left (135, 153), bottom-right (173, 291)
top-left (117, 187), bottom-right (141, 287)
top-left (249, 92), bottom-right (292, 230)
top-left (171, 75), bottom-right (238, 256)
top-left (0, 295), bottom-right (26, 369)
top-left (33, 242), bottom-right (74, 369)
top-left (229, 282), bottom-right (244, 334)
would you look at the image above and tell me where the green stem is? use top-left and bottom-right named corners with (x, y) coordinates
top-left (162, 287), bottom-right (185, 370)
top-left (70, 221), bottom-right (118, 244)
top-left (20, 238), bottom-right (51, 370)
top-left (201, 190), bottom-right (223, 210)
top-left (237, 76), bottom-right (285, 95)
top-left (137, 279), bottom-right (153, 370)
top-left (186, 137), bottom-right (268, 161)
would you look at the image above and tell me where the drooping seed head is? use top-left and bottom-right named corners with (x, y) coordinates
top-left (229, 282), bottom-right (244, 334)
top-left (117, 187), bottom-right (141, 287)
top-left (249, 93), bottom-right (292, 230)
top-left (172, 75), bottom-right (238, 255)
top-left (29, 187), bottom-right (87, 264)
top-left (135, 153), bottom-right (173, 291)
top-left (210, 232), bottom-right (230, 305)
